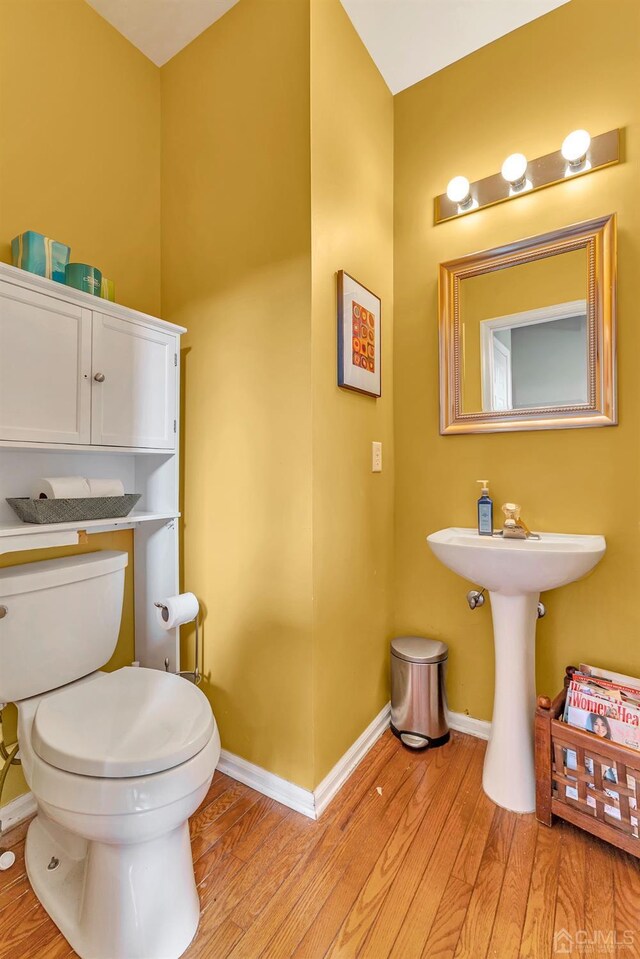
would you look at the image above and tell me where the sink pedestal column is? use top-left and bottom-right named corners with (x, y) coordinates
top-left (483, 591), bottom-right (539, 813)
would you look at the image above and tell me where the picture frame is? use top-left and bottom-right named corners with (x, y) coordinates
top-left (337, 270), bottom-right (381, 398)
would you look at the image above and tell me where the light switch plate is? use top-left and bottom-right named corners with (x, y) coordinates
top-left (372, 441), bottom-right (382, 472)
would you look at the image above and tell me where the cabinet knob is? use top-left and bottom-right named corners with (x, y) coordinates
top-left (94, 372), bottom-right (106, 383)
top-left (0, 606), bottom-right (7, 619)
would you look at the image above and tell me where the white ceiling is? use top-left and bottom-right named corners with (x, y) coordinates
top-left (85, 0), bottom-right (570, 85)
top-left (340, 0), bottom-right (571, 94)
top-left (85, 0), bottom-right (240, 67)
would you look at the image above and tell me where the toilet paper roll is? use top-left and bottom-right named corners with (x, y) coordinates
top-left (31, 476), bottom-right (91, 499)
top-left (87, 478), bottom-right (125, 498)
top-left (155, 592), bottom-right (199, 630)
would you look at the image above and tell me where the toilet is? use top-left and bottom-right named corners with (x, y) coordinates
top-left (0, 550), bottom-right (221, 959)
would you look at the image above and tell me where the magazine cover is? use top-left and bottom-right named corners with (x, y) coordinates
top-left (579, 662), bottom-right (640, 692)
top-left (564, 682), bottom-right (640, 750)
top-left (571, 671), bottom-right (640, 707)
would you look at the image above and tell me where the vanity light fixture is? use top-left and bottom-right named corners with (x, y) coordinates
top-left (500, 153), bottom-right (529, 192)
top-left (435, 128), bottom-right (620, 224)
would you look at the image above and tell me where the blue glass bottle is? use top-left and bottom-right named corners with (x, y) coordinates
top-left (476, 480), bottom-right (493, 536)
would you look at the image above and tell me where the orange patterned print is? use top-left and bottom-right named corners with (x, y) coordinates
top-left (351, 301), bottom-right (375, 373)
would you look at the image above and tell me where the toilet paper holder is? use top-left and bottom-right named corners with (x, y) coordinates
top-left (155, 603), bottom-right (201, 686)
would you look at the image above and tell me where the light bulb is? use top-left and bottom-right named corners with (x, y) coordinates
top-left (446, 175), bottom-right (471, 206)
top-left (501, 153), bottom-right (528, 187)
top-left (561, 129), bottom-right (591, 165)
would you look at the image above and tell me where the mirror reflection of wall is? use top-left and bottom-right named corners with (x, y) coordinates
top-left (460, 248), bottom-right (587, 414)
top-left (483, 305), bottom-right (588, 411)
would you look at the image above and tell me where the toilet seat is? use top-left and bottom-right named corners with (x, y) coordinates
top-left (32, 667), bottom-right (214, 778)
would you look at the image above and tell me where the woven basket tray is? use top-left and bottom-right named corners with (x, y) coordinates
top-left (6, 494), bottom-right (141, 525)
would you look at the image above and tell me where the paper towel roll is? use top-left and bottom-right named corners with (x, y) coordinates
top-left (31, 476), bottom-right (91, 499)
top-left (155, 592), bottom-right (199, 630)
top-left (87, 478), bottom-right (125, 498)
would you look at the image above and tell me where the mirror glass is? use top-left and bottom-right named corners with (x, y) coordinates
top-left (459, 248), bottom-right (588, 414)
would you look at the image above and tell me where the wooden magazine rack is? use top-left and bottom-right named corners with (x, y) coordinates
top-left (535, 666), bottom-right (640, 858)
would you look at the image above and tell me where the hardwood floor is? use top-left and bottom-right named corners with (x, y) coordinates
top-left (1, 730), bottom-right (639, 959)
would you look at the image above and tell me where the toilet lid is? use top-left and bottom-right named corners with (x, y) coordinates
top-left (32, 667), bottom-right (215, 778)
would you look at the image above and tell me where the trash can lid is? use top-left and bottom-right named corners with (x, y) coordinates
top-left (391, 636), bottom-right (448, 664)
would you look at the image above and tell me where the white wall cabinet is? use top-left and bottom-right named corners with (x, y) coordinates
top-left (91, 313), bottom-right (176, 449)
top-left (0, 280), bottom-right (92, 445)
top-left (0, 267), bottom-right (179, 451)
top-left (0, 262), bottom-right (186, 671)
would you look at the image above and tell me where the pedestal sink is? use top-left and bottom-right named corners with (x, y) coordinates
top-left (427, 528), bottom-right (606, 813)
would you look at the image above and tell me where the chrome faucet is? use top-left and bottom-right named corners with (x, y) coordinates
top-left (501, 503), bottom-right (540, 540)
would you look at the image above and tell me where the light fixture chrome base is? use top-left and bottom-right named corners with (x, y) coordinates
top-left (507, 174), bottom-right (527, 192)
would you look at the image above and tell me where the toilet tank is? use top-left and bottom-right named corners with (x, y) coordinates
top-left (0, 551), bottom-right (128, 703)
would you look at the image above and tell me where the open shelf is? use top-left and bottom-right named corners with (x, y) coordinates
top-left (0, 510), bottom-right (180, 555)
top-left (0, 440), bottom-right (177, 456)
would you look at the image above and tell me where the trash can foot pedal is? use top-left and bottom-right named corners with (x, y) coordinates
top-left (400, 732), bottom-right (429, 749)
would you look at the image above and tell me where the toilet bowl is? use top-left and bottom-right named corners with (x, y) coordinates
top-left (18, 668), bottom-right (221, 959)
top-left (0, 551), bottom-right (221, 959)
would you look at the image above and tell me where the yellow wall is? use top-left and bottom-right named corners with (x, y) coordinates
top-left (461, 248), bottom-right (586, 411)
top-left (0, 0), bottom-right (161, 315)
top-left (0, 0), bottom-right (160, 808)
top-left (310, 0), bottom-right (394, 781)
top-left (161, 0), bottom-right (394, 788)
top-left (161, 0), bottom-right (316, 787)
top-left (394, 0), bottom-right (640, 721)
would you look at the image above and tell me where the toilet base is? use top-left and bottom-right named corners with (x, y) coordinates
top-left (26, 811), bottom-right (200, 959)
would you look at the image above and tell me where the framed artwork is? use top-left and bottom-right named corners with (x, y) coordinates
top-left (337, 270), bottom-right (381, 398)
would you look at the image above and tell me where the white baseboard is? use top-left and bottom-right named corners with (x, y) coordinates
top-left (217, 702), bottom-right (391, 821)
top-left (448, 709), bottom-right (491, 741)
top-left (3, 710), bottom-right (488, 833)
top-left (0, 791), bottom-right (37, 834)
top-left (217, 750), bottom-right (316, 820)
top-left (314, 702), bottom-right (391, 818)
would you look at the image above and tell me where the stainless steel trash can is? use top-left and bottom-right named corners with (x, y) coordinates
top-left (390, 636), bottom-right (449, 749)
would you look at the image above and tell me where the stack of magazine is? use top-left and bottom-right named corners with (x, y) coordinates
top-left (562, 662), bottom-right (639, 837)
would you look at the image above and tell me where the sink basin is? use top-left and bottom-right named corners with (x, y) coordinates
top-left (427, 527), bottom-right (606, 813)
top-left (427, 527), bottom-right (606, 596)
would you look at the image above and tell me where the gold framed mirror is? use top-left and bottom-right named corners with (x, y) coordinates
top-left (438, 214), bottom-right (617, 434)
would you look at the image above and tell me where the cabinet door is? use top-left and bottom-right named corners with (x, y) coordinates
top-left (91, 313), bottom-right (177, 449)
top-left (0, 280), bottom-right (91, 444)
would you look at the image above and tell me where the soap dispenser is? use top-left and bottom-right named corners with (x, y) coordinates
top-left (476, 480), bottom-right (493, 536)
